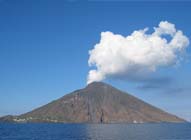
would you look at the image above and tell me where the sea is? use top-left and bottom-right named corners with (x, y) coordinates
top-left (0, 123), bottom-right (191, 140)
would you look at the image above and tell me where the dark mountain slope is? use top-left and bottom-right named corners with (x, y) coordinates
top-left (0, 82), bottom-right (185, 123)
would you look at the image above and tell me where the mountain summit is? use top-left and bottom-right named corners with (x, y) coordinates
top-left (0, 82), bottom-right (185, 123)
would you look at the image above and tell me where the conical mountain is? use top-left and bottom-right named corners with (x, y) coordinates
top-left (0, 82), bottom-right (185, 123)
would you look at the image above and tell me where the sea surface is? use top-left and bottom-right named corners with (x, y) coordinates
top-left (0, 123), bottom-right (191, 140)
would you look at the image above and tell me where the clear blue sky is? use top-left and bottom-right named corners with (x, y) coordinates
top-left (0, 0), bottom-right (191, 120)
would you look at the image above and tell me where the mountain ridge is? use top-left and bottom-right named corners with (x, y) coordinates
top-left (0, 82), bottom-right (185, 123)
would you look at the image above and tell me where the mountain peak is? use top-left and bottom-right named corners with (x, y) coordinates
top-left (87, 81), bottom-right (108, 86)
top-left (86, 82), bottom-right (110, 89)
top-left (84, 82), bottom-right (118, 96)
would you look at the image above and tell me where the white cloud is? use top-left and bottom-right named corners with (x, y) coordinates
top-left (87, 21), bottom-right (189, 84)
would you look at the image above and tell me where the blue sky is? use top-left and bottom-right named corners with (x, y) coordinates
top-left (0, 0), bottom-right (191, 120)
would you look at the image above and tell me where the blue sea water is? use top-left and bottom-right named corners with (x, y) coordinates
top-left (0, 123), bottom-right (191, 140)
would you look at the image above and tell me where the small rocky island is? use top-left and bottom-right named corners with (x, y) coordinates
top-left (0, 82), bottom-right (185, 123)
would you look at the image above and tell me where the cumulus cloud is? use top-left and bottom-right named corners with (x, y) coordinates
top-left (87, 21), bottom-right (189, 84)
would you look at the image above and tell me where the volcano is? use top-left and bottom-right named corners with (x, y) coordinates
top-left (0, 82), bottom-right (185, 123)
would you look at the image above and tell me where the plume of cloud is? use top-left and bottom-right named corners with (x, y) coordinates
top-left (87, 21), bottom-right (189, 84)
